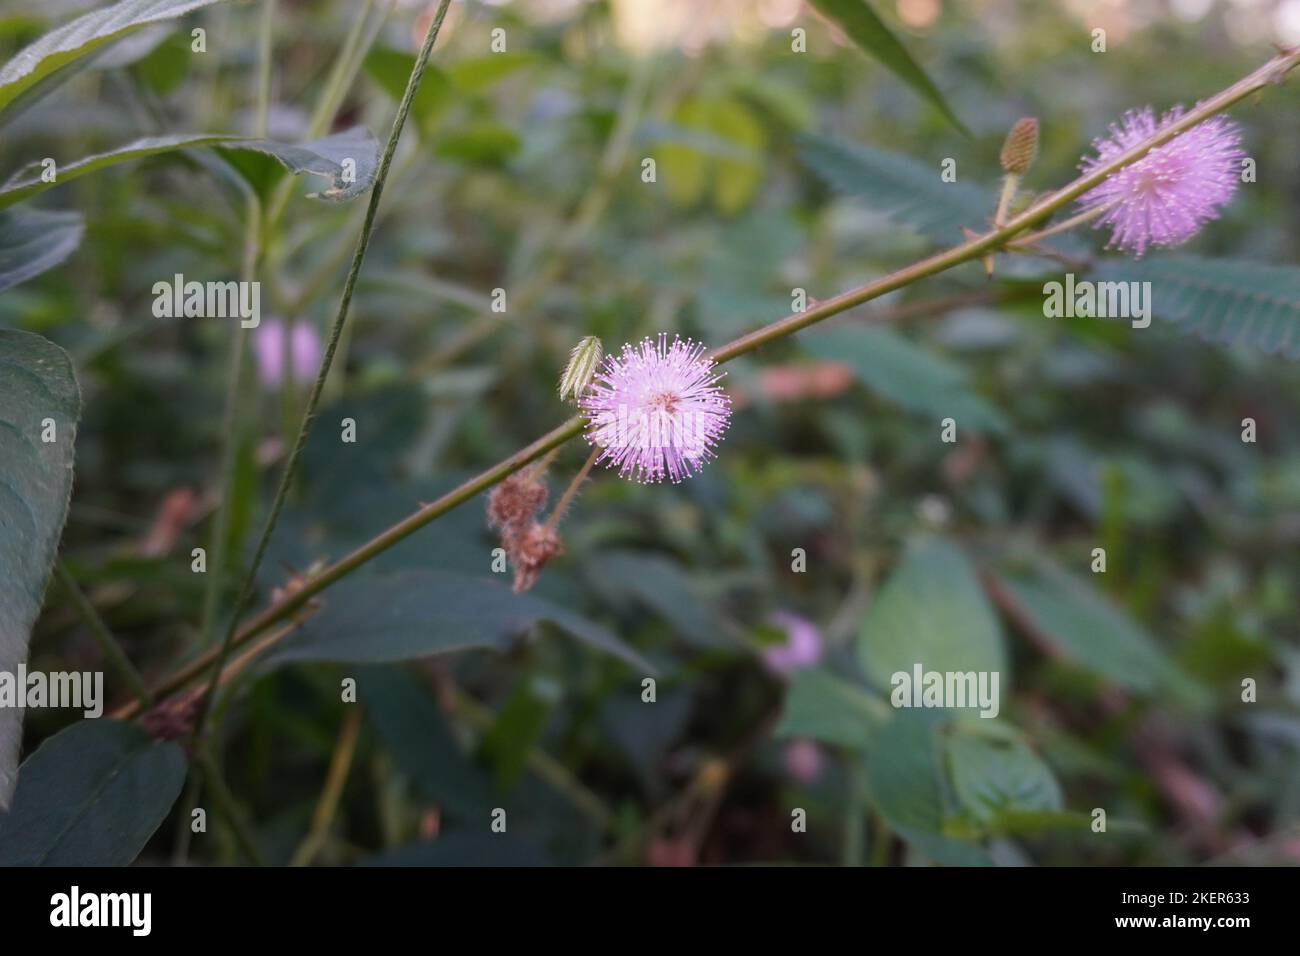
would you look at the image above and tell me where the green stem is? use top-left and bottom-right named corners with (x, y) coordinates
top-left (1009, 201), bottom-right (1112, 247)
top-left (124, 45), bottom-right (1300, 716)
top-left (199, 198), bottom-right (261, 647)
top-left (544, 448), bottom-right (599, 534)
top-left (306, 0), bottom-right (380, 138)
top-left (993, 172), bottom-right (1018, 227)
top-left (54, 562), bottom-right (152, 710)
top-left (188, 0), bottom-right (456, 747)
top-left (254, 0), bottom-right (276, 139)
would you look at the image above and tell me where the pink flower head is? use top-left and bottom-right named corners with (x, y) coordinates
top-left (1077, 106), bottom-right (1245, 257)
top-left (253, 318), bottom-right (322, 388)
top-left (761, 611), bottom-right (823, 676)
top-left (579, 334), bottom-right (731, 484)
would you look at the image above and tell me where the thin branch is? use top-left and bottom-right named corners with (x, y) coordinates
top-left (188, 0), bottom-right (457, 747)
top-left (125, 46), bottom-right (1300, 717)
top-left (54, 562), bottom-right (152, 710)
top-left (289, 707), bottom-right (364, 866)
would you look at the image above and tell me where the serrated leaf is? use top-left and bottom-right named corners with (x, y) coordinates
top-left (0, 0), bottom-right (230, 128)
top-left (807, 0), bottom-right (967, 134)
top-left (800, 133), bottom-right (990, 244)
top-left (0, 128), bottom-right (380, 209)
top-left (805, 325), bottom-right (1009, 434)
top-left (1093, 255), bottom-right (1300, 359)
top-left (0, 205), bottom-right (83, 291)
top-left (0, 330), bottom-right (79, 808)
top-left (0, 720), bottom-right (186, 864)
top-left (858, 537), bottom-right (1007, 693)
top-left (260, 569), bottom-right (654, 674)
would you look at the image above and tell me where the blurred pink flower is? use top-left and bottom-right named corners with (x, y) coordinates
top-left (252, 318), bottom-right (322, 388)
top-left (1077, 107), bottom-right (1245, 257)
top-left (761, 611), bottom-right (823, 676)
top-left (783, 738), bottom-right (824, 784)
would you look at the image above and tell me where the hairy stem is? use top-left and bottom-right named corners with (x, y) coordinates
top-left (544, 448), bottom-right (600, 534)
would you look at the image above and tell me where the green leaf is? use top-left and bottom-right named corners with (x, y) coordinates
top-left (583, 550), bottom-right (728, 649)
top-left (0, 720), bottom-right (186, 864)
top-left (446, 53), bottom-right (536, 93)
top-left (991, 561), bottom-right (1199, 700)
top-left (863, 710), bottom-right (991, 865)
top-left (362, 667), bottom-right (494, 818)
top-left (0, 330), bottom-right (79, 808)
top-left (261, 569), bottom-right (655, 674)
top-left (0, 128), bottom-right (380, 209)
top-left (710, 99), bottom-right (766, 215)
top-left (800, 133), bottom-right (990, 244)
top-left (1092, 255), bottom-right (1300, 359)
top-left (806, 325), bottom-right (1008, 434)
top-left (478, 674), bottom-right (561, 791)
top-left (364, 48), bottom-right (451, 137)
top-left (807, 0), bottom-right (967, 133)
top-left (655, 97), bottom-right (766, 212)
top-left (776, 668), bottom-right (886, 748)
top-left (858, 538), bottom-right (1008, 693)
top-left (0, 205), bottom-right (83, 292)
top-left (946, 725), bottom-right (1062, 824)
top-left (433, 122), bottom-right (522, 168)
top-left (0, 0), bottom-right (230, 128)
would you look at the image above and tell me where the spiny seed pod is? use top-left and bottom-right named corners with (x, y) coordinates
top-left (511, 522), bottom-right (563, 593)
top-left (1000, 117), bottom-right (1039, 175)
top-left (558, 335), bottom-right (603, 402)
top-left (487, 469), bottom-right (548, 531)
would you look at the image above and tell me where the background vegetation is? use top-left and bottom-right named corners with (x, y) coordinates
top-left (1, 0), bottom-right (1299, 866)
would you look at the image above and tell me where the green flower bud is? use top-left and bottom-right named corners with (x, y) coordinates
top-left (558, 335), bottom-right (603, 402)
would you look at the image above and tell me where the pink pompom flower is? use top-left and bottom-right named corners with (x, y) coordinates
top-left (579, 334), bottom-right (731, 484)
top-left (1076, 106), bottom-right (1245, 257)
top-left (252, 318), bottom-right (322, 389)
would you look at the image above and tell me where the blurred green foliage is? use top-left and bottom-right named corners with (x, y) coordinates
top-left (2, 0), bottom-right (1299, 866)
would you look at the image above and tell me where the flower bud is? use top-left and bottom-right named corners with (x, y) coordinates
top-left (1000, 117), bottom-right (1039, 175)
top-left (558, 335), bottom-right (603, 402)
